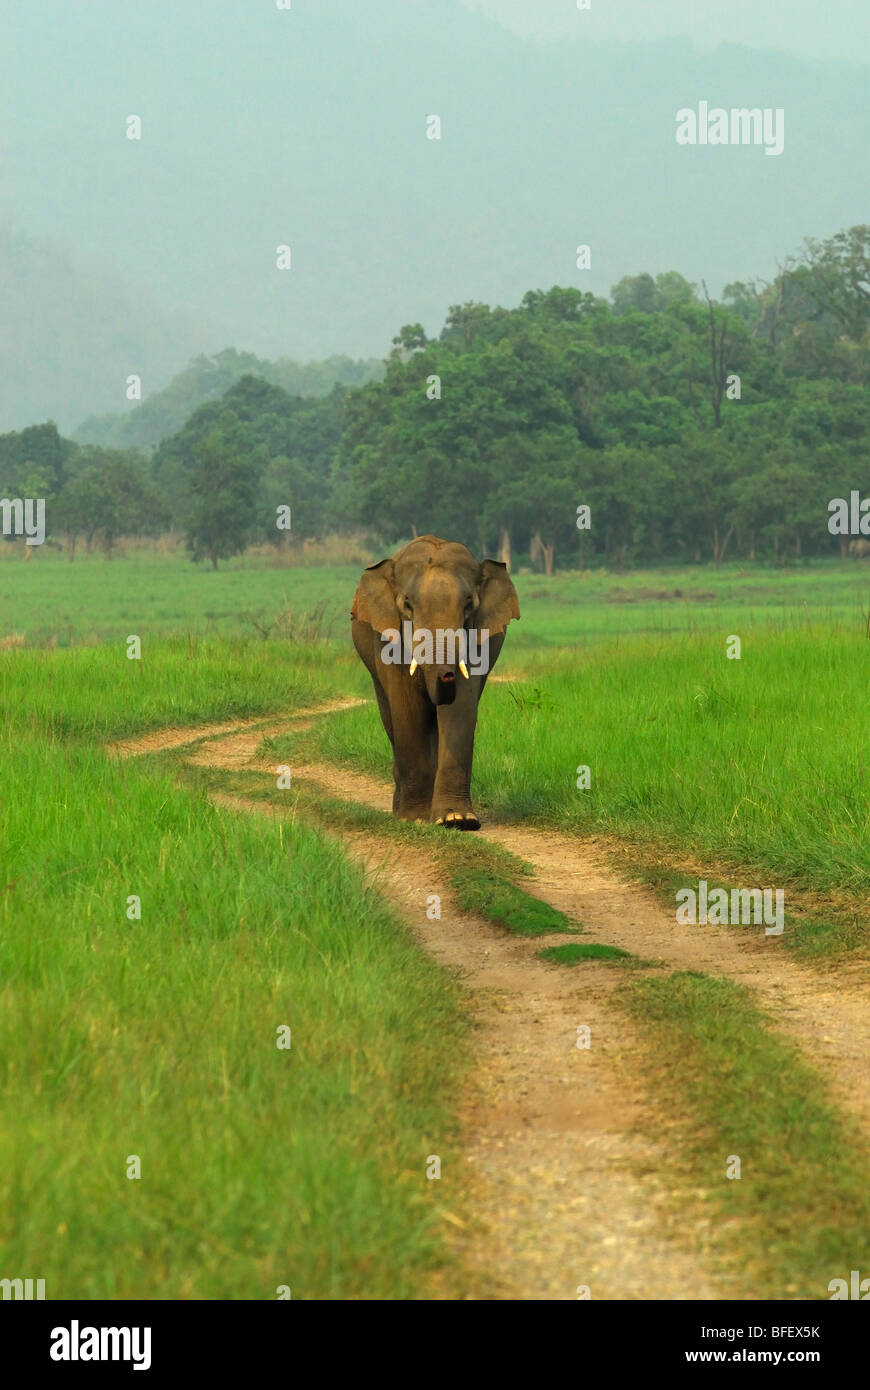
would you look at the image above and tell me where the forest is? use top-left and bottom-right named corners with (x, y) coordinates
top-left (2, 225), bottom-right (868, 571)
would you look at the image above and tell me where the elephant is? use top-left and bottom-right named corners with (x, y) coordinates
top-left (351, 535), bottom-right (520, 828)
top-left (849, 538), bottom-right (870, 558)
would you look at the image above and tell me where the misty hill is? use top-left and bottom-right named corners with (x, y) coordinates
top-left (73, 349), bottom-right (385, 452)
top-left (0, 221), bottom-right (221, 434)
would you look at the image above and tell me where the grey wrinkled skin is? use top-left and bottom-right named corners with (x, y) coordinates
top-left (351, 535), bottom-right (520, 828)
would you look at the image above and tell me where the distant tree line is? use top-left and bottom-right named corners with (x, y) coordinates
top-left (335, 226), bottom-right (870, 569)
top-left (2, 225), bottom-right (868, 569)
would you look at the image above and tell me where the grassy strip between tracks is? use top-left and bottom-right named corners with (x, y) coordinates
top-left (182, 761), bottom-right (586, 941)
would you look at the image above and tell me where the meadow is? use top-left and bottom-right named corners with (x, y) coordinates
top-left (315, 627), bottom-right (869, 904)
top-left (0, 644), bottom-right (467, 1298)
top-left (2, 543), bottom-right (867, 646)
top-left (1, 544), bottom-right (868, 1297)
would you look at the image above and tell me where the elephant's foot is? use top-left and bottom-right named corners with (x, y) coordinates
top-left (394, 799), bottom-right (433, 822)
top-left (433, 804), bottom-right (481, 831)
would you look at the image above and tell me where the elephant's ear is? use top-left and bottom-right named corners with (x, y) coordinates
top-left (350, 558), bottom-right (399, 634)
top-left (477, 559), bottom-right (520, 635)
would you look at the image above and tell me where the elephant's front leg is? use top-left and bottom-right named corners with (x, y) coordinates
top-left (386, 670), bottom-right (437, 820)
top-left (431, 681), bottom-right (482, 829)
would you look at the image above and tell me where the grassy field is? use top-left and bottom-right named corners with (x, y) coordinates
top-left (4, 551), bottom-right (867, 904)
top-left (0, 636), bottom-right (364, 739)
top-left (2, 544), bottom-right (868, 647)
top-left (167, 701), bottom-right (870, 1299)
top-left (0, 646), bottom-right (466, 1299)
top-left (1, 545), bottom-right (867, 1298)
top-left (300, 625), bottom-right (869, 917)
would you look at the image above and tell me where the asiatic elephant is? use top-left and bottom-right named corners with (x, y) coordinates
top-left (849, 538), bottom-right (870, 558)
top-left (351, 535), bottom-right (519, 827)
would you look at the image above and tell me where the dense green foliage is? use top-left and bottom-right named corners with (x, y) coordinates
top-left (337, 228), bottom-right (870, 566)
top-left (0, 425), bottom-right (167, 558)
top-left (3, 225), bottom-right (869, 569)
top-left (152, 375), bottom-right (346, 542)
top-left (0, 379), bottom-right (349, 559)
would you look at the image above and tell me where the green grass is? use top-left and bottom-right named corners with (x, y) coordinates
top-left (612, 860), bottom-right (866, 962)
top-left (0, 636), bottom-right (366, 739)
top-left (178, 763), bottom-right (581, 941)
top-left (508, 560), bottom-right (870, 648)
top-left (0, 712), bottom-right (469, 1299)
top-left (538, 942), bottom-right (634, 965)
top-left (3, 545), bottom-right (868, 647)
top-left (309, 626), bottom-right (870, 921)
top-left (0, 546), bottom-right (363, 646)
top-left (449, 865), bottom-right (577, 937)
top-left (616, 972), bottom-right (870, 1299)
top-left (3, 547), bottom-right (868, 1297)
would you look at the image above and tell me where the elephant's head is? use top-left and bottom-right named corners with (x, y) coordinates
top-left (351, 535), bottom-right (520, 706)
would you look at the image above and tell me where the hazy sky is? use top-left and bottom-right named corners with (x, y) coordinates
top-left (2, 0), bottom-right (868, 427)
top-left (462, 0), bottom-right (870, 64)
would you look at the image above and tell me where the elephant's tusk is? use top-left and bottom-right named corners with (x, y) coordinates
top-left (409, 659), bottom-right (418, 676)
top-left (459, 660), bottom-right (470, 679)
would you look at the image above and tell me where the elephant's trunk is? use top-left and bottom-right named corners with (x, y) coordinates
top-left (428, 667), bottom-right (458, 706)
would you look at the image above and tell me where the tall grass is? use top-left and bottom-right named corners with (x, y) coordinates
top-left (312, 626), bottom-right (869, 896)
top-left (2, 546), bottom-right (868, 646)
top-left (0, 637), bottom-right (367, 739)
top-left (0, 728), bottom-right (467, 1298)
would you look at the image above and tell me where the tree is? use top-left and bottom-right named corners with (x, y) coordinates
top-left (185, 432), bottom-right (257, 569)
top-left (57, 449), bottom-right (166, 558)
top-left (488, 430), bottom-right (585, 573)
top-left (611, 271), bottom-right (696, 315)
top-left (390, 323), bottom-right (428, 360)
top-left (701, 281), bottom-right (731, 429)
top-left (796, 226), bottom-right (870, 342)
